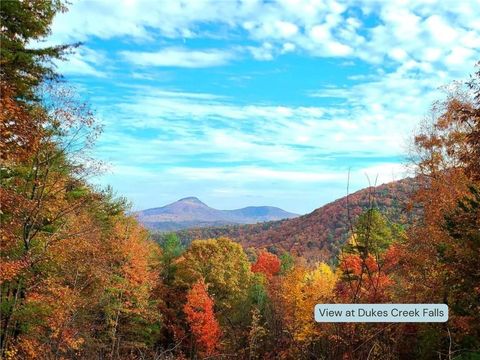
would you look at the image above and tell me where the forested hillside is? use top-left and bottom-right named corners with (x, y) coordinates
top-left (167, 177), bottom-right (418, 262)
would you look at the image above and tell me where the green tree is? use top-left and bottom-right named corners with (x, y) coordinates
top-left (0, 0), bottom-right (74, 100)
top-left (443, 186), bottom-right (480, 351)
top-left (279, 252), bottom-right (294, 274)
top-left (346, 208), bottom-right (403, 259)
top-left (160, 233), bottom-right (184, 285)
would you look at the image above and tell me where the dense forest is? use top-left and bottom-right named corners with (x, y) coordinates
top-left (165, 177), bottom-right (419, 263)
top-left (1, 2), bottom-right (479, 359)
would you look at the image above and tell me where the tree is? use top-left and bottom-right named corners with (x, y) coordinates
top-left (401, 65), bottom-right (480, 358)
top-left (184, 279), bottom-right (221, 357)
top-left (0, 0), bottom-right (74, 162)
top-left (247, 307), bottom-right (267, 360)
top-left (347, 209), bottom-right (398, 258)
top-left (175, 237), bottom-right (252, 314)
top-left (175, 237), bottom-right (254, 354)
top-left (281, 263), bottom-right (337, 342)
top-left (251, 250), bottom-right (281, 279)
top-left (99, 217), bottom-right (161, 358)
top-left (0, 85), bottom-right (101, 358)
top-left (442, 186), bottom-right (480, 349)
top-left (270, 262), bottom-right (337, 358)
top-left (337, 209), bottom-right (403, 303)
top-left (160, 233), bottom-right (184, 285)
top-left (279, 252), bottom-right (294, 274)
top-left (0, 2), bottom-right (167, 358)
top-left (0, 0), bottom-right (73, 100)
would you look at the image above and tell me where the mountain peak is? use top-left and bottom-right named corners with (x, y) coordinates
top-left (178, 196), bottom-right (205, 204)
top-left (136, 197), bottom-right (299, 231)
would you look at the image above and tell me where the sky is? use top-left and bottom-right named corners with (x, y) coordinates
top-left (45, 0), bottom-right (480, 214)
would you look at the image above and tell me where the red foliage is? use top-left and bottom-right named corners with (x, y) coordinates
top-left (251, 251), bottom-right (281, 279)
top-left (339, 254), bottom-right (362, 276)
top-left (382, 244), bottom-right (401, 272)
top-left (183, 279), bottom-right (221, 357)
top-left (337, 249), bottom-right (397, 303)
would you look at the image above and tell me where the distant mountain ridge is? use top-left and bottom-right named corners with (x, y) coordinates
top-left (135, 197), bottom-right (299, 231)
top-left (169, 178), bottom-right (420, 262)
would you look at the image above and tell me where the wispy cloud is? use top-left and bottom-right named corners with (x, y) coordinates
top-left (94, 86), bottom-right (410, 175)
top-left (54, 47), bottom-right (107, 77)
top-left (121, 47), bottom-right (235, 68)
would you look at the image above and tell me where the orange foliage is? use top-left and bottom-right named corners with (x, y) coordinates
top-left (251, 251), bottom-right (281, 279)
top-left (336, 248), bottom-right (397, 303)
top-left (0, 82), bottom-right (42, 163)
top-left (0, 258), bottom-right (29, 284)
top-left (339, 254), bottom-right (362, 276)
top-left (184, 279), bottom-right (221, 357)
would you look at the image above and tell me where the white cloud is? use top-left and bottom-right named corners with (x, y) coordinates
top-left (421, 47), bottom-right (442, 62)
top-left (446, 46), bottom-right (476, 66)
top-left (359, 163), bottom-right (408, 185)
top-left (389, 48), bottom-right (408, 62)
top-left (121, 47), bottom-right (234, 68)
top-left (93, 84), bottom-right (416, 177)
top-left (310, 25), bottom-right (330, 42)
top-left (425, 15), bottom-right (458, 44)
top-left (54, 47), bottom-right (107, 77)
top-left (281, 42), bottom-right (296, 53)
top-left (247, 43), bottom-right (275, 61)
top-left (112, 163), bottom-right (405, 190)
top-left (276, 21), bottom-right (299, 37)
top-left (167, 166), bottom-right (343, 182)
top-left (49, 0), bottom-right (480, 77)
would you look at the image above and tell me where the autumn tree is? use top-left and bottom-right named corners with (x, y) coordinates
top-left (247, 307), bottom-right (267, 360)
top-left (175, 237), bottom-right (252, 315)
top-left (0, 0), bottom-right (74, 162)
top-left (270, 262), bottom-right (337, 358)
top-left (397, 65), bottom-right (480, 358)
top-left (336, 209), bottom-right (403, 303)
top-left (175, 237), bottom-right (254, 354)
top-left (0, 3), bottom-right (82, 354)
top-left (332, 209), bottom-right (405, 359)
top-left (251, 250), bottom-right (281, 279)
top-left (0, 3), bottom-right (165, 357)
top-left (0, 85), bottom-right (101, 358)
top-left (184, 279), bottom-right (221, 358)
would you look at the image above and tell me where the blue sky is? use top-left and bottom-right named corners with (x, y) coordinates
top-left (46, 0), bottom-right (479, 214)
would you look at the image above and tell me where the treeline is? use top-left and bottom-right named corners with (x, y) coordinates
top-left (1, 1), bottom-right (480, 359)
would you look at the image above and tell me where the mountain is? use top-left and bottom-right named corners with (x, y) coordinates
top-left (167, 178), bottom-right (420, 262)
top-left (135, 197), bottom-right (299, 231)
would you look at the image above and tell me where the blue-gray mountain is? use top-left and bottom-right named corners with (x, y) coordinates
top-left (135, 196), bottom-right (299, 231)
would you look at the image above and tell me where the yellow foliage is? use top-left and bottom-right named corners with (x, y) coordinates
top-left (175, 237), bottom-right (253, 312)
top-left (280, 262), bottom-right (337, 342)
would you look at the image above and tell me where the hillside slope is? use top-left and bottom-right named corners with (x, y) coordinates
top-left (170, 178), bottom-right (419, 262)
